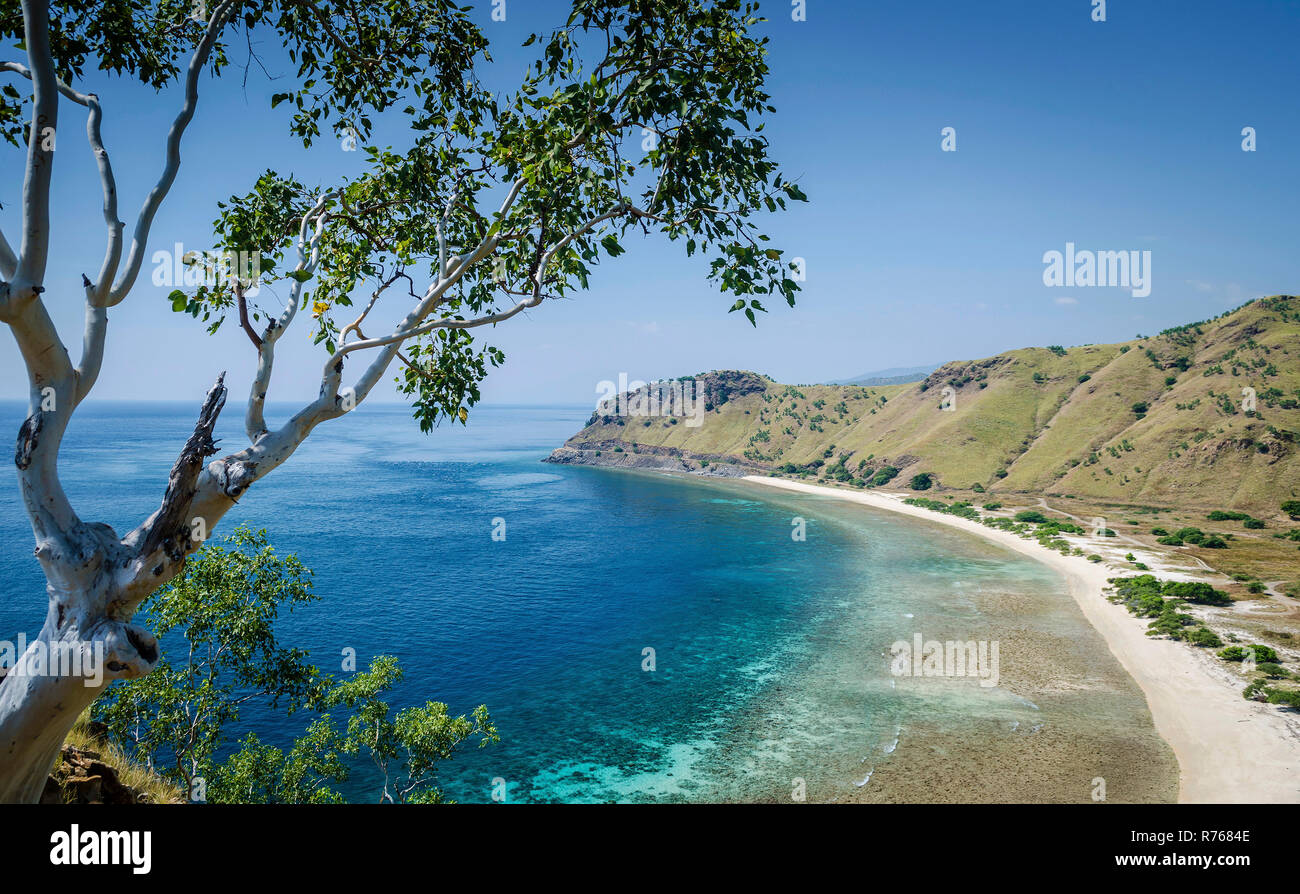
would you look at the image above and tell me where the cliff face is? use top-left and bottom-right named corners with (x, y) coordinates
top-left (546, 296), bottom-right (1300, 511)
top-left (548, 371), bottom-right (772, 477)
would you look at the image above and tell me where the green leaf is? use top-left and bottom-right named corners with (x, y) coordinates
top-left (169, 290), bottom-right (188, 312)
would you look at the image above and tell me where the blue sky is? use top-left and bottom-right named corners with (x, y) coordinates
top-left (1, 0), bottom-right (1297, 408)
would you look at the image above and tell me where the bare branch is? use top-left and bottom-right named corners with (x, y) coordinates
top-left (245, 192), bottom-right (333, 443)
top-left (73, 276), bottom-right (107, 406)
top-left (6, 0), bottom-right (59, 310)
top-left (236, 283), bottom-right (263, 350)
top-left (132, 374), bottom-right (228, 570)
top-left (106, 0), bottom-right (237, 306)
top-left (0, 228), bottom-right (15, 281)
top-left (84, 93), bottom-right (123, 308)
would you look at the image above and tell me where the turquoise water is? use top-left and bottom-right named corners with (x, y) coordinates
top-left (0, 402), bottom-right (1156, 802)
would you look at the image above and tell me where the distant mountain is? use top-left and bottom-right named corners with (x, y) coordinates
top-left (548, 296), bottom-right (1300, 511)
top-left (833, 365), bottom-right (940, 387)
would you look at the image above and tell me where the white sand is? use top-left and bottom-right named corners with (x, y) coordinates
top-left (742, 476), bottom-right (1300, 803)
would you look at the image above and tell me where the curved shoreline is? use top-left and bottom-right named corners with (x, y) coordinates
top-left (741, 475), bottom-right (1300, 804)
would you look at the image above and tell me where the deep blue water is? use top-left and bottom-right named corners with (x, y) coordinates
top-left (0, 400), bottom-right (1128, 802)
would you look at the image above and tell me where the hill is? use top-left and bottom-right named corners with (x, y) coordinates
top-left (833, 364), bottom-right (938, 386)
top-left (547, 295), bottom-right (1300, 513)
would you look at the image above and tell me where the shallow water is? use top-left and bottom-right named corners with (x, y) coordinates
top-left (0, 402), bottom-right (1176, 802)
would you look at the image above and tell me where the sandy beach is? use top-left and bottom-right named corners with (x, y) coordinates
top-left (743, 475), bottom-right (1300, 803)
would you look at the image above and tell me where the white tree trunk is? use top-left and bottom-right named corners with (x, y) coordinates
top-left (0, 525), bottom-right (160, 802)
top-left (0, 379), bottom-right (229, 801)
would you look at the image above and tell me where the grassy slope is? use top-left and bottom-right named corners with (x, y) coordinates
top-left (562, 295), bottom-right (1300, 512)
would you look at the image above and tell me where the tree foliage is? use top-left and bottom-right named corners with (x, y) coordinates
top-left (95, 528), bottom-right (496, 804)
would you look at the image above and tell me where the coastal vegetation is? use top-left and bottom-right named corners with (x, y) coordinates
top-left (92, 529), bottom-right (496, 804)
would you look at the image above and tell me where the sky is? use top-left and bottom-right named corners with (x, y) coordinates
top-left (1, 0), bottom-right (1297, 411)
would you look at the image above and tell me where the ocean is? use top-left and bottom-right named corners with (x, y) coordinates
top-left (0, 401), bottom-right (1176, 803)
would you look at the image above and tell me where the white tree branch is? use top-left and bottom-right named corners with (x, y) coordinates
top-left (245, 192), bottom-right (333, 443)
top-left (0, 228), bottom-right (15, 280)
top-left (7, 0), bottom-right (58, 307)
top-left (106, 0), bottom-right (236, 306)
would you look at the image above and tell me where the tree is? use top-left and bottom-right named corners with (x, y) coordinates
top-left (94, 529), bottom-right (497, 804)
top-left (0, 0), bottom-right (803, 801)
top-left (94, 530), bottom-right (496, 805)
top-left (93, 526), bottom-right (325, 797)
top-left (1282, 500), bottom-right (1300, 520)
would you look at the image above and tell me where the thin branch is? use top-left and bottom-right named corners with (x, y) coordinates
top-left (106, 0), bottom-right (237, 306)
top-left (245, 192), bottom-right (333, 443)
top-left (0, 228), bottom-right (15, 281)
top-left (8, 0), bottom-right (59, 302)
top-left (236, 282), bottom-right (263, 350)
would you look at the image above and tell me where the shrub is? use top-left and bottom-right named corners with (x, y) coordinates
top-left (1207, 510), bottom-right (1250, 521)
top-left (870, 466), bottom-right (900, 487)
top-left (1218, 645), bottom-right (1280, 664)
top-left (1282, 500), bottom-right (1300, 519)
top-left (1151, 527), bottom-right (1169, 536)
top-left (1262, 688), bottom-right (1300, 708)
top-left (1244, 518), bottom-right (1266, 530)
top-left (982, 502), bottom-right (1002, 511)
top-left (909, 472), bottom-right (934, 491)
top-left (1201, 535), bottom-right (1228, 549)
top-left (1161, 580), bottom-right (1232, 606)
top-left (1131, 401), bottom-right (1149, 418)
top-left (1014, 510), bottom-right (1050, 524)
top-left (1186, 627), bottom-right (1223, 648)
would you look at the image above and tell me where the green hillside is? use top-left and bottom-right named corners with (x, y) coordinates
top-left (550, 295), bottom-right (1300, 513)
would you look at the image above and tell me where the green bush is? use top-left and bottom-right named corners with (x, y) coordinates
top-left (1218, 645), bottom-right (1280, 664)
top-left (1186, 627), bottom-right (1223, 648)
top-left (1014, 510), bottom-right (1050, 524)
top-left (1207, 510), bottom-right (1250, 521)
top-left (982, 502), bottom-right (1002, 511)
top-left (1161, 580), bottom-right (1232, 606)
top-left (1282, 500), bottom-right (1300, 520)
top-left (909, 472), bottom-right (934, 491)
